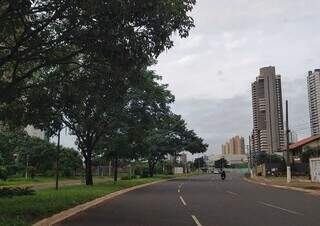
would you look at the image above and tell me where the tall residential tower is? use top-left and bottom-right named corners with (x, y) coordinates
top-left (307, 69), bottom-right (320, 135)
top-left (222, 136), bottom-right (245, 155)
top-left (251, 66), bottom-right (285, 153)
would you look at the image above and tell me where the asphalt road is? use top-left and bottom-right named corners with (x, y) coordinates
top-left (56, 173), bottom-right (320, 226)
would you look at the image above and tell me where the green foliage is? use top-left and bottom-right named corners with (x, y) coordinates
top-left (0, 131), bottom-right (83, 177)
top-left (1, 0), bottom-right (200, 186)
top-left (194, 157), bottom-right (205, 168)
top-left (0, 187), bottom-right (35, 198)
top-left (0, 0), bottom-right (196, 103)
top-left (59, 148), bottom-right (83, 177)
top-left (256, 152), bottom-right (285, 165)
top-left (300, 148), bottom-right (319, 164)
top-left (0, 166), bottom-right (8, 181)
top-left (214, 158), bottom-right (228, 169)
top-left (0, 130), bottom-right (56, 176)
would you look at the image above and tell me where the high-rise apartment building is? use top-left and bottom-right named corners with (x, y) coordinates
top-left (221, 136), bottom-right (245, 155)
top-left (251, 66), bottom-right (285, 153)
top-left (307, 69), bottom-right (320, 135)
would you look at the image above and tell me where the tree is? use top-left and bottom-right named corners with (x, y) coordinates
top-left (0, 130), bottom-right (57, 176)
top-left (300, 147), bottom-right (320, 164)
top-left (144, 114), bottom-right (207, 177)
top-left (59, 148), bottom-right (83, 177)
top-left (255, 152), bottom-right (285, 165)
top-left (1, 0), bottom-right (196, 103)
top-left (214, 158), bottom-right (228, 169)
top-left (194, 157), bottom-right (205, 169)
top-left (2, 0), bottom-right (197, 186)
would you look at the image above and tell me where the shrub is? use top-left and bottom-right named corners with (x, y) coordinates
top-left (0, 166), bottom-right (8, 181)
top-left (0, 187), bottom-right (35, 198)
top-left (140, 168), bottom-right (150, 178)
top-left (121, 175), bottom-right (137, 180)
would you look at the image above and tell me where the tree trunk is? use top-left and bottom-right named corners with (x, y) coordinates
top-left (148, 161), bottom-right (155, 177)
top-left (84, 151), bottom-right (93, 186)
top-left (113, 154), bottom-right (118, 182)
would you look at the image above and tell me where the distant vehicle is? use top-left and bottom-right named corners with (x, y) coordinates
top-left (208, 167), bottom-right (226, 180)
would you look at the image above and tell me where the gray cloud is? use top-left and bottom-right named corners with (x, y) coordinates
top-left (150, 0), bottom-right (319, 156)
top-left (172, 95), bottom-right (252, 155)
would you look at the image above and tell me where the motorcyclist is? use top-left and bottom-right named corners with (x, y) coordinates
top-left (220, 170), bottom-right (226, 180)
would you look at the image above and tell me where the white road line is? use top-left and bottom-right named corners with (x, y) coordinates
top-left (180, 196), bottom-right (187, 206)
top-left (259, 202), bottom-right (304, 216)
top-left (191, 215), bottom-right (203, 226)
top-left (178, 189), bottom-right (180, 193)
top-left (226, 191), bottom-right (240, 196)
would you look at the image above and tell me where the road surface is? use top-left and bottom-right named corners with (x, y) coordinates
top-left (56, 173), bottom-right (320, 226)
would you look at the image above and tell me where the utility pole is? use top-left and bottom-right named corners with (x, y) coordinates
top-left (55, 128), bottom-right (61, 190)
top-left (249, 136), bottom-right (253, 177)
top-left (25, 154), bottom-right (29, 179)
top-left (285, 100), bottom-right (291, 183)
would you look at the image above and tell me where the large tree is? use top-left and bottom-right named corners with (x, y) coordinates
top-left (0, 0), bottom-right (196, 102)
top-left (2, 0), bottom-right (197, 185)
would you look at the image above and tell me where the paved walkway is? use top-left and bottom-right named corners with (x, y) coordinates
top-left (0, 177), bottom-right (112, 190)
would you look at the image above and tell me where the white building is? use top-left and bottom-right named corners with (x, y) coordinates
top-left (307, 69), bottom-right (320, 135)
top-left (24, 125), bottom-right (45, 139)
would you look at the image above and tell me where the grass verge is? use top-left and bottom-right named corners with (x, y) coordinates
top-left (0, 174), bottom-right (194, 226)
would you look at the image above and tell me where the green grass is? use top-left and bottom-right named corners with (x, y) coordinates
top-left (0, 177), bottom-right (56, 186)
top-left (0, 175), bottom-right (179, 226)
top-left (0, 176), bottom-right (114, 187)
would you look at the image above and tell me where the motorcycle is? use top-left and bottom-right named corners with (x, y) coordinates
top-left (220, 170), bottom-right (226, 180)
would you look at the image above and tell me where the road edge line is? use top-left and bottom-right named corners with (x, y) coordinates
top-left (33, 180), bottom-right (165, 226)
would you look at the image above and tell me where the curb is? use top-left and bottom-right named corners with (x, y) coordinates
top-left (243, 177), bottom-right (320, 195)
top-left (33, 180), bottom-right (165, 226)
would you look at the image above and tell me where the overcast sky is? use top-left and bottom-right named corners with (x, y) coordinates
top-left (150, 0), bottom-right (320, 155)
top-left (59, 0), bottom-right (320, 157)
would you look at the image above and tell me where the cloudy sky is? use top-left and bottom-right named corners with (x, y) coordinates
top-left (150, 0), bottom-right (320, 155)
top-left (59, 0), bottom-right (320, 156)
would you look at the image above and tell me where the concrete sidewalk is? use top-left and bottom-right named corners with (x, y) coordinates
top-left (245, 176), bottom-right (320, 195)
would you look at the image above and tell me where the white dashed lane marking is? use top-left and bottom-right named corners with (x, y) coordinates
top-left (226, 190), bottom-right (240, 196)
top-left (179, 196), bottom-right (187, 206)
top-left (191, 215), bottom-right (203, 226)
top-left (259, 202), bottom-right (304, 216)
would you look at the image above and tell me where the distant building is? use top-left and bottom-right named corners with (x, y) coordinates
top-left (0, 121), bottom-right (46, 140)
top-left (222, 136), bottom-right (245, 155)
top-left (24, 125), bottom-right (45, 139)
top-left (180, 153), bottom-right (187, 165)
top-left (307, 69), bottom-right (320, 136)
top-left (251, 66), bottom-right (285, 153)
top-left (289, 131), bottom-right (298, 144)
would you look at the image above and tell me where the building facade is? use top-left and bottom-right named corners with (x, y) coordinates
top-left (222, 136), bottom-right (245, 155)
top-left (251, 66), bottom-right (285, 153)
top-left (307, 69), bottom-right (320, 135)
